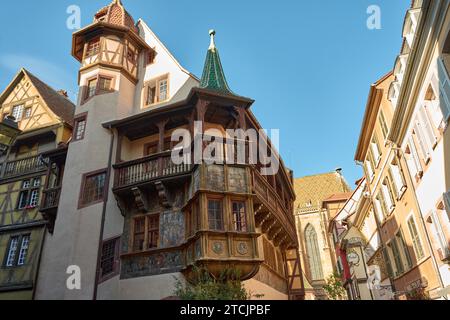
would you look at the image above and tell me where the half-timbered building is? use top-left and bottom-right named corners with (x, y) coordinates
top-left (0, 69), bottom-right (74, 299)
top-left (35, 0), bottom-right (304, 300)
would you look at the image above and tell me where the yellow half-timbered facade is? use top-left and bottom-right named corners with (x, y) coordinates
top-left (0, 69), bottom-right (74, 299)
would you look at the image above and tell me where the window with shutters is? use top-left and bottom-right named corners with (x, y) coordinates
top-left (305, 224), bottom-right (324, 281)
top-left (208, 199), bottom-right (224, 231)
top-left (381, 178), bottom-right (395, 214)
top-left (83, 75), bottom-right (115, 102)
top-left (366, 150), bottom-right (376, 181)
top-left (132, 215), bottom-right (160, 252)
top-left (388, 239), bottom-right (403, 276)
top-left (425, 83), bottom-right (445, 130)
top-left (379, 110), bottom-right (389, 140)
top-left (383, 247), bottom-right (394, 278)
top-left (100, 237), bottom-right (120, 282)
top-left (407, 216), bottom-right (425, 261)
top-left (396, 230), bottom-right (413, 270)
top-left (414, 120), bottom-right (431, 163)
top-left (406, 136), bottom-right (423, 179)
top-left (428, 209), bottom-right (450, 260)
top-left (444, 192), bottom-right (450, 219)
top-left (436, 58), bottom-right (450, 124)
top-left (375, 192), bottom-right (388, 222)
top-left (389, 160), bottom-right (407, 199)
top-left (370, 135), bottom-right (382, 166)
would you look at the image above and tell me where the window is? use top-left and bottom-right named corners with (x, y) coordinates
top-left (79, 170), bottom-right (107, 207)
top-left (132, 215), bottom-right (159, 252)
top-left (376, 191), bottom-right (389, 220)
top-left (429, 209), bottom-right (449, 259)
top-left (418, 105), bottom-right (437, 149)
top-left (436, 58), bottom-right (450, 123)
top-left (407, 216), bottom-right (425, 260)
top-left (127, 46), bottom-right (137, 64)
top-left (147, 215), bottom-right (159, 249)
top-left (406, 136), bottom-right (423, 178)
top-left (100, 237), bottom-right (120, 281)
top-left (305, 224), bottom-right (323, 281)
top-left (365, 153), bottom-right (375, 181)
top-left (98, 76), bottom-right (113, 93)
top-left (17, 178), bottom-right (41, 210)
top-left (232, 201), bottom-right (247, 232)
top-left (146, 50), bottom-right (156, 65)
top-left (396, 230), bottom-right (413, 270)
top-left (24, 107), bottom-right (32, 119)
top-left (381, 177), bottom-right (395, 213)
top-left (208, 199), bottom-right (224, 231)
top-left (86, 38), bottom-right (100, 57)
top-left (74, 115), bottom-right (87, 141)
top-left (383, 247), bottom-right (394, 278)
top-left (17, 235), bottom-right (30, 266)
top-left (159, 79), bottom-right (168, 102)
top-left (4, 235), bottom-right (30, 267)
top-left (414, 121), bottom-right (431, 163)
top-left (389, 161), bottom-right (407, 199)
top-left (388, 240), bottom-right (403, 276)
top-left (86, 78), bottom-right (97, 100)
top-left (12, 105), bottom-right (24, 122)
top-left (143, 76), bottom-right (169, 106)
top-left (374, 195), bottom-right (385, 224)
top-left (84, 75), bottom-right (114, 101)
top-left (379, 110), bottom-right (389, 140)
top-left (425, 83), bottom-right (445, 129)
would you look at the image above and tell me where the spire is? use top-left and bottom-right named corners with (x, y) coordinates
top-left (200, 29), bottom-right (233, 95)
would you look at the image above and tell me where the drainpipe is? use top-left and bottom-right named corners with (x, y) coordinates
top-left (92, 126), bottom-right (115, 300)
top-left (390, 144), bottom-right (445, 297)
top-left (355, 160), bottom-right (397, 297)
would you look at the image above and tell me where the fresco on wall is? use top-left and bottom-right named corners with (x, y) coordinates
top-left (205, 165), bottom-right (224, 191)
top-left (160, 211), bottom-right (185, 248)
top-left (228, 167), bottom-right (247, 193)
top-left (121, 250), bottom-right (184, 279)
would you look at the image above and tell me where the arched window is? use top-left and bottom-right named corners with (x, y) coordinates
top-left (305, 224), bottom-right (323, 281)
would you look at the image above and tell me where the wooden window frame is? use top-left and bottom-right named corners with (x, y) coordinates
top-left (11, 104), bottom-right (24, 122)
top-left (231, 200), bottom-right (248, 232)
top-left (85, 37), bottom-right (101, 58)
top-left (78, 169), bottom-right (108, 209)
top-left (207, 197), bottom-right (224, 231)
top-left (142, 74), bottom-right (170, 108)
top-left (3, 234), bottom-right (31, 268)
top-left (73, 113), bottom-right (88, 142)
top-left (130, 214), bottom-right (160, 253)
top-left (82, 74), bottom-right (115, 104)
top-left (16, 178), bottom-right (41, 210)
top-left (24, 107), bottom-right (32, 119)
top-left (99, 236), bottom-right (121, 283)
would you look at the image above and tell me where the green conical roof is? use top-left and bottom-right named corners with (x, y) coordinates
top-left (200, 30), bottom-right (234, 94)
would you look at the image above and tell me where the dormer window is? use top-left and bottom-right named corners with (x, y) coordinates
top-left (143, 75), bottom-right (169, 107)
top-left (86, 38), bottom-right (101, 58)
top-left (388, 81), bottom-right (401, 109)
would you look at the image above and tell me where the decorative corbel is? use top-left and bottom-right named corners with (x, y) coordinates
top-left (114, 194), bottom-right (127, 217)
top-left (132, 187), bottom-right (150, 212)
top-left (155, 181), bottom-right (171, 208)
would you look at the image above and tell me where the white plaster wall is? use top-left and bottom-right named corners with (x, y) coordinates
top-left (119, 273), bottom-right (184, 300)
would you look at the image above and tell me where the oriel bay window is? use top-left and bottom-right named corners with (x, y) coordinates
top-left (132, 214), bottom-right (160, 252)
top-left (18, 178), bottom-right (41, 210)
top-left (4, 234), bottom-right (30, 267)
top-left (79, 170), bottom-right (107, 208)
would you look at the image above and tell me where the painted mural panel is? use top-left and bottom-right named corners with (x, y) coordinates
top-left (160, 211), bottom-right (185, 248)
top-left (228, 166), bottom-right (248, 193)
top-left (204, 165), bottom-right (224, 191)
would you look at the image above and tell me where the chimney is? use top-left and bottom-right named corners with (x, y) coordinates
top-left (57, 90), bottom-right (68, 98)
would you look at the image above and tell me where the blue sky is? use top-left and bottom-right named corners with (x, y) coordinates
top-left (0, 0), bottom-right (410, 187)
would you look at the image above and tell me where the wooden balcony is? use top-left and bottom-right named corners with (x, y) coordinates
top-left (252, 169), bottom-right (297, 247)
top-left (41, 187), bottom-right (62, 212)
top-left (1, 155), bottom-right (48, 179)
top-left (114, 153), bottom-right (194, 190)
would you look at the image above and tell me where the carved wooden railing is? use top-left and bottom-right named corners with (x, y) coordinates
top-left (114, 153), bottom-right (193, 188)
top-left (41, 187), bottom-right (62, 211)
top-left (252, 168), bottom-right (297, 242)
top-left (2, 155), bottom-right (48, 179)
